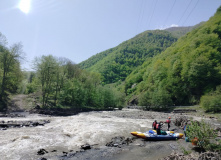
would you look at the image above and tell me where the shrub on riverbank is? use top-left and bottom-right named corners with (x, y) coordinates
top-left (200, 85), bottom-right (221, 113)
top-left (186, 120), bottom-right (218, 151)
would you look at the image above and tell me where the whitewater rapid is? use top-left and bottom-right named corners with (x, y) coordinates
top-left (0, 109), bottom-right (153, 160)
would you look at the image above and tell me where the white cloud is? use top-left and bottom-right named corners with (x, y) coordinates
top-left (170, 24), bottom-right (179, 27)
top-left (157, 24), bottom-right (179, 30)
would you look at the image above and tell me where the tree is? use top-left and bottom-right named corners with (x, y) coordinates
top-left (34, 55), bottom-right (59, 107)
top-left (31, 54), bottom-right (125, 109)
top-left (0, 42), bottom-right (24, 103)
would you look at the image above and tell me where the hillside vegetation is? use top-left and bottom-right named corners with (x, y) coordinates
top-left (80, 30), bottom-right (177, 83)
top-left (79, 23), bottom-right (204, 84)
top-left (125, 6), bottom-right (221, 109)
top-left (164, 22), bottom-right (205, 38)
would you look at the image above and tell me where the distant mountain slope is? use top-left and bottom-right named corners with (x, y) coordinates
top-left (125, 6), bottom-right (221, 106)
top-left (79, 30), bottom-right (177, 83)
top-left (79, 48), bottom-right (115, 70)
top-left (164, 22), bottom-right (205, 38)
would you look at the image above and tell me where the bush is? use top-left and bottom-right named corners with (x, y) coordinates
top-left (207, 140), bottom-right (221, 152)
top-left (200, 85), bottom-right (221, 112)
top-left (186, 120), bottom-right (218, 151)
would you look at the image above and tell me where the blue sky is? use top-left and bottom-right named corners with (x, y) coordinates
top-left (0, 0), bottom-right (221, 70)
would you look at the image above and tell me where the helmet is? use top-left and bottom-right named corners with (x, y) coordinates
top-left (168, 117), bottom-right (171, 119)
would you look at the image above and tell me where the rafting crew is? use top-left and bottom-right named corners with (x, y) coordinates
top-left (156, 121), bottom-right (163, 135)
top-left (152, 117), bottom-right (172, 135)
top-left (152, 120), bottom-right (157, 130)
top-left (165, 117), bottom-right (171, 131)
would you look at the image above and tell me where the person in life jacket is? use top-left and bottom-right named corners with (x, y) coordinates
top-left (165, 117), bottom-right (171, 131)
top-left (152, 120), bottom-right (157, 130)
top-left (156, 122), bottom-right (162, 135)
top-left (183, 122), bottom-right (189, 137)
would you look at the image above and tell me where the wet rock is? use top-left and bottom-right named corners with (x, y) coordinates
top-left (35, 104), bottom-right (41, 109)
top-left (32, 122), bottom-right (40, 126)
top-left (0, 128), bottom-right (7, 130)
top-left (0, 120), bottom-right (50, 129)
top-left (106, 136), bottom-right (124, 147)
top-left (113, 144), bottom-right (119, 147)
top-left (37, 149), bottom-right (48, 155)
top-left (0, 113), bottom-right (25, 118)
top-left (174, 116), bottom-right (189, 128)
top-left (106, 136), bottom-right (135, 148)
top-left (124, 137), bottom-right (134, 145)
top-left (81, 144), bottom-right (91, 150)
top-left (209, 116), bottom-right (216, 119)
top-left (51, 150), bottom-right (57, 152)
top-left (62, 151), bottom-right (69, 157)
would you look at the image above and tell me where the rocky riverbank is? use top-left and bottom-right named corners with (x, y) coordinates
top-left (0, 119), bottom-right (50, 130)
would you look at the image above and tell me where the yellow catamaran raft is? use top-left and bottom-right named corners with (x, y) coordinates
top-left (131, 130), bottom-right (183, 140)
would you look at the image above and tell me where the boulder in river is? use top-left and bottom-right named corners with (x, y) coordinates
top-left (81, 144), bottom-right (91, 150)
top-left (37, 149), bottom-right (48, 155)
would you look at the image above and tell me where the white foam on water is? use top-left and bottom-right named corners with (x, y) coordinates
top-left (0, 110), bottom-right (152, 160)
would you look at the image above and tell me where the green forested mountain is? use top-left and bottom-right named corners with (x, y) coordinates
top-left (125, 6), bottom-right (221, 108)
top-left (79, 30), bottom-right (177, 83)
top-left (79, 22), bottom-right (203, 84)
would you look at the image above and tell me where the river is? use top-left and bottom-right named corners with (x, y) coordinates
top-left (0, 109), bottom-right (154, 160)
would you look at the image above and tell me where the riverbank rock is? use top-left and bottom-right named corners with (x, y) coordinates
top-left (0, 113), bottom-right (26, 118)
top-left (0, 120), bottom-right (50, 129)
top-left (174, 116), bottom-right (189, 128)
top-left (106, 136), bottom-right (134, 147)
